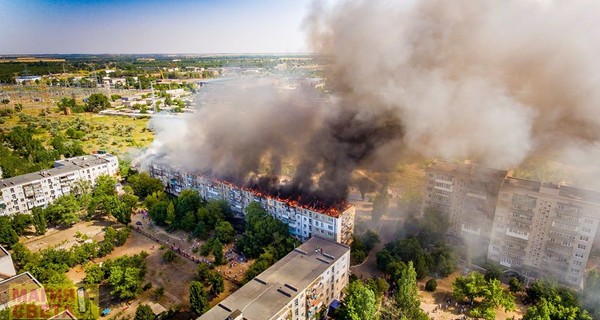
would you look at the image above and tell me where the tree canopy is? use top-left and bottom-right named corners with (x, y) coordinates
top-left (85, 93), bottom-right (111, 113)
top-left (452, 271), bottom-right (516, 320)
top-left (337, 280), bottom-right (377, 320)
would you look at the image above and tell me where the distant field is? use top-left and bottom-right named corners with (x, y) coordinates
top-left (0, 85), bottom-right (154, 158)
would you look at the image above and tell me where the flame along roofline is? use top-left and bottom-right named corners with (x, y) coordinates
top-left (211, 178), bottom-right (352, 218)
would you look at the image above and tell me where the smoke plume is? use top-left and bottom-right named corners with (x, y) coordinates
top-left (144, 0), bottom-right (600, 204)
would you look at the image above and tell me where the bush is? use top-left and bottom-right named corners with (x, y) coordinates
top-left (425, 278), bottom-right (437, 292)
top-left (162, 250), bottom-right (176, 263)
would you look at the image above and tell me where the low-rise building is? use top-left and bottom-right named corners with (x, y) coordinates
top-left (0, 154), bottom-right (119, 216)
top-left (0, 272), bottom-right (46, 312)
top-left (488, 177), bottom-right (600, 288)
top-left (149, 163), bottom-right (355, 245)
top-left (199, 237), bottom-right (350, 320)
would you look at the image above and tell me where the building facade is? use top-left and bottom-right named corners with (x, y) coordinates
top-left (0, 246), bottom-right (16, 280)
top-left (488, 177), bottom-right (600, 287)
top-left (199, 237), bottom-right (350, 320)
top-left (0, 154), bottom-right (119, 216)
top-left (422, 161), bottom-right (507, 261)
top-left (149, 163), bottom-right (355, 245)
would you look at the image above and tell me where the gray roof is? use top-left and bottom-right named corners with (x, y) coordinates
top-left (503, 177), bottom-right (600, 205)
top-left (0, 154), bottom-right (115, 188)
top-left (0, 272), bottom-right (43, 305)
top-left (428, 160), bottom-right (508, 181)
top-left (199, 237), bottom-right (349, 320)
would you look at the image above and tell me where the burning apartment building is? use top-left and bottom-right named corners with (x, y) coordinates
top-left (149, 162), bottom-right (355, 245)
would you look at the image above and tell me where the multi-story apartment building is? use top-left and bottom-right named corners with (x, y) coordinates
top-left (488, 177), bottom-right (600, 287)
top-left (199, 236), bottom-right (350, 320)
top-left (149, 163), bottom-right (355, 245)
top-left (0, 154), bottom-right (119, 216)
top-left (423, 161), bottom-right (507, 261)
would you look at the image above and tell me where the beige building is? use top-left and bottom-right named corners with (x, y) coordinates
top-left (422, 161), bottom-right (507, 261)
top-left (199, 237), bottom-right (350, 320)
top-left (488, 177), bottom-right (600, 287)
top-left (0, 154), bottom-right (119, 216)
top-left (149, 163), bottom-right (355, 245)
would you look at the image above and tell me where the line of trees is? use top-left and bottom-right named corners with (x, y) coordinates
top-left (11, 226), bottom-right (130, 286)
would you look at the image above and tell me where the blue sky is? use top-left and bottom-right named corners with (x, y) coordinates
top-left (0, 0), bottom-right (314, 54)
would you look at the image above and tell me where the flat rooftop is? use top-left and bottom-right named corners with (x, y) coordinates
top-left (428, 160), bottom-right (507, 181)
top-left (199, 237), bottom-right (349, 320)
top-left (0, 272), bottom-right (43, 306)
top-left (0, 154), bottom-right (115, 188)
top-left (503, 177), bottom-right (600, 205)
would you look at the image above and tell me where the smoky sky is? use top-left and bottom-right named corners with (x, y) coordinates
top-left (144, 0), bottom-right (600, 203)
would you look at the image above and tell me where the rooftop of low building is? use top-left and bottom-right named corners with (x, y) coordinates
top-left (199, 237), bottom-right (349, 320)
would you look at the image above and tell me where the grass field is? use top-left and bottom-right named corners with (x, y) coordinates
top-left (0, 85), bottom-right (154, 158)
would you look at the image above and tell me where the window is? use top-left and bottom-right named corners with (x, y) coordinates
top-left (578, 244), bottom-right (586, 250)
top-left (580, 236), bottom-right (589, 242)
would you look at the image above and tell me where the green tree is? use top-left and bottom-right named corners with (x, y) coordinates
top-left (0, 219), bottom-right (19, 248)
top-left (208, 272), bottom-right (225, 296)
top-left (127, 172), bottom-right (163, 199)
top-left (509, 277), bottom-right (524, 293)
top-left (162, 250), bottom-right (176, 263)
top-left (215, 220), bottom-right (235, 243)
top-left (85, 93), bottom-right (111, 113)
top-left (452, 272), bottom-right (515, 320)
top-left (45, 194), bottom-right (80, 227)
top-left (189, 281), bottom-right (209, 315)
top-left (134, 304), bottom-right (154, 320)
top-left (395, 261), bottom-right (425, 318)
top-left (31, 207), bottom-right (48, 235)
top-left (526, 280), bottom-right (592, 320)
top-left (425, 278), bottom-right (437, 292)
top-left (83, 263), bottom-right (105, 284)
top-left (166, 201), bottom-right (175, 227)
top-left (337, 280), bottom-right (377, 320)
top-left (213, 239), bottom-right (224, 265)
top-left (93, 174), bottom-right (117, 198)
top-left (10, 214), bottom-right (32, 235)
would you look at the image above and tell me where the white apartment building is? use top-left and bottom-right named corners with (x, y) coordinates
top-left (422, 161), bottom-right (507, 261)
top-left (488, 177), bottom-right (600, 288)
top-left (0, 154), bottom-right (119, 216)
top-left (149, 163), bottom-right (355, 245)
top-left (198, 237), bottom-right (350, 320)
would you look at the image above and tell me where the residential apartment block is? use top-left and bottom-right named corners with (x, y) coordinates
top-left (422, 161), bottom-right (507, 261)
top-left (0, 154), bottom-right (119, 216)
top-left (488, 177), bottom-right (600, 287)
top-left (149, 163), bottom-right (355, 245)
top-left (198, 237), bottom-right (350, 320)
top-left (423, 160), bottom-right (600, 288)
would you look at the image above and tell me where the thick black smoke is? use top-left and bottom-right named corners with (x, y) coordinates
top-left (142, 0), bottom-right (600, 205)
